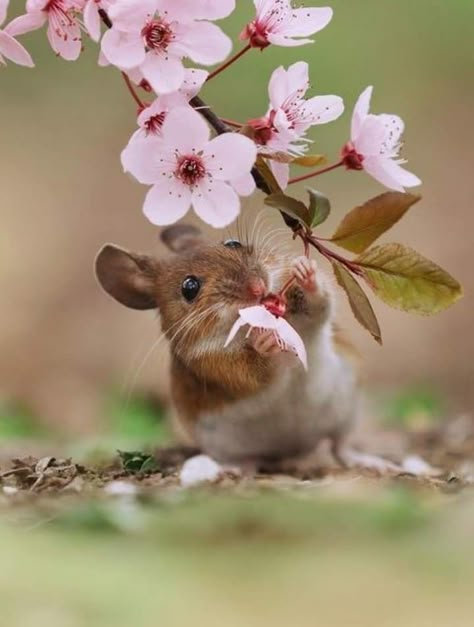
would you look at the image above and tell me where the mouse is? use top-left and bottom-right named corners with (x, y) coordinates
top-left (95, 223), bottom-right (366, 479)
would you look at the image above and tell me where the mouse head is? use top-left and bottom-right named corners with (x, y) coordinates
top-left (95, 224), bottom-right (286, 359)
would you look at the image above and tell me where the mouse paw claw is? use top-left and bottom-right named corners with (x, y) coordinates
top-left (292, 256), bottom-right (317, 292)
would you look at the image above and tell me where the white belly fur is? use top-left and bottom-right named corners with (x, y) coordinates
top-left (195, 327), bottom-right (359, 464)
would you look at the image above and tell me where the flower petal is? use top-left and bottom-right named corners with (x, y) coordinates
top-left (141, 51), bottom-right (185, 94)
top-left (224, 316), bottom-right (247, 348)
top-left (161, 106), bottom-right (210, 153)
top-left (108, 0), bottom-right (156, 31)
top-left (83, 0), bottom-right (101, 42)
top-left (351, 85), bottom-right (373, 140)
top-left (159, 0), bottom-right (235, 21)
top-left (270, 160), bottom-right (290, 190)
top-left (230, 173), bottom-right (255, 197)
top-left (180, 68), bottom-right (208, 99)
top-left (267, 33), bottom-right (313, 47)
top-left (0, 30), bottom-right (34, 67)
top-left (363, 157), bottom-right (421, 191)
top-left (303, 94), bottom-right (344, 126)
top-left (203, 133), bottom-right (256, 181)
top-left (238, 305), bottom-right (278, 328)
top-left (4, 11), bottom-right (46, 37)
top-left (354, 115), bottom-right (387, 156)
top-left (47, 19), bottom-right (82, 61)
top-left (121, 136), bottom-right (174, 184)
top-left (377, 114), bottom-right (405, 155)
top-left (0, 0), bottom-right (8, 27)
top-left (281, 7), bottom-right (333, 37)
top-left (101, 29), bottom-right (145, 69)
top-left (192, 180), bottom-right (240, 228)
top-left (143, 178), bottom-right (191, 226)
top-left (275, 318), bottom-right (307, 369)
top-left (173, 20), bottom-right (231, 66)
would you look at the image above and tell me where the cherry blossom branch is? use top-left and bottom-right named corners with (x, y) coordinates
top-left (288, 160), bottom-right (344, 185)
top-left (206, 44), bottom-right (251, 82)
top-left (121, 72), bottom-right (146, 110)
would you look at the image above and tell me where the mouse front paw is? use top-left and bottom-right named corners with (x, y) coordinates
top-left (249, 329), bottom-right (285, 357)
top-left (292, 256), bottom-right (318, 292)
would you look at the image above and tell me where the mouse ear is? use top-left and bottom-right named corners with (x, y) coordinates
top-left (95, 244), bottom-right (158, 310)
top-left (160, 224), bottom-right (203, 253)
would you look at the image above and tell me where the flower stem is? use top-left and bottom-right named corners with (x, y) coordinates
top-left (121, 72), bottom-right (146, 110)
top-left (220, 118), bottom-right (243, 128)
top-left (206, 44), bottom-right (252, 82)
top-left (306, 233), bottom-right (364, 276)
top-left (288, 160), bottom-right (344, 186)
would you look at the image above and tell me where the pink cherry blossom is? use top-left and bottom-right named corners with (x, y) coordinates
top-left (249, 62), bottom-right (344, 188)
top-left (342, 86), bottom-right (421, 192)
top-left (240, 0), bottom-right (333, 49)
top-left (7, 0), bottom-right (85, 61)
top-left (0, 0), bottom-right (34, 67)
top-left (101, 0), bottom-right (232, 94)
top-left (122, 68), bottom-right (207, 149)
top-left (224, 305), bottom-right (308, 369)
top-left (122, 106), bottom-right (257, 228)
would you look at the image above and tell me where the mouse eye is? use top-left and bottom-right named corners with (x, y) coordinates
top-left (181, 275), bottom-right (201, 302)
top-left (224, 239), bottom-right (242, 249)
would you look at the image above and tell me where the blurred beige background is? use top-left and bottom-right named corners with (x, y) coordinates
top-left (0, 0), bottom-right (472, 432)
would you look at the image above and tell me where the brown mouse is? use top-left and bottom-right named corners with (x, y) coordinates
top-left (95, 224), bottom-right (360, 471)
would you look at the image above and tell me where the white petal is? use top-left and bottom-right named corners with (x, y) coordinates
top-left (230, 173), bottom-right (255, 197)
top-left (4, 11), bottom-right (46, 37)
top-left (351, 85), bottom-right (373, 140)
top-left (108, 0), bottom-right (156, 31)
top-left (173, 21), bottom-right (232, 66)
top-left (354, 115), bottom-right (387, 156)
top-left (0, 30), bottom-right (34, 67)
top-left (180, 455), bottom-right (223, 487)
top-left (0, 0), bottom-right (8, 27)
top-left (161, 106), bottom-right (210, 153)
top-left (270, 160), bottom-right (290, 190)
top-left (203, 133), bottom-right (256, 181)
top-left (377, 114), bottom-right (405, 155)
top-left (141, 52), bottom-right (185, 94)
top-left (281, 7), bottom-right (333, 37)
top-left (192, 180), bottom-right (240, 228)
top-left (267, 33), bottom-right (313, 47)
top-left (302, 94), bottom-right (344, 126)
top-left (364, 157), bottom-right (421, 191)
top-left (160, 0), bottom-right (235, 21)
top-left (101, 29), bottom-right (145, 69)
top-left (238, 305), bottom-right (278, 328)
top-left (121, 136), bottom-right (174, 184)
top-left (180, 68), bottom-right (208, 99)
top-left (268, 62), bottom-right (308, 110)
top-left (224, 316), bottom-right (247, 347)
top-left (83, 0), bottom-right (101, 42)
top-left (275, 318), bottom-right (308, 369)
top-left (143, 178), bottom-right (192, 225)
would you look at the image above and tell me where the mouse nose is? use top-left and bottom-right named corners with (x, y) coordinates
top-left (246, 277), bottom-right (266, 300)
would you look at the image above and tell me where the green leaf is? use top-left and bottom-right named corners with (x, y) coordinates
top-left (255, 155), bottom-right (282, 194)
top-left (292, 154), bottom-right (327, 168)
top-left (332, 261), bottom-right (382, 344)
top-left (118, 450), bottom-right (158, 473)
top-left (331, 192), bottom-right (421, 253)
top-left (356, 244), bottom-right (463, 314)
top-left (264, 192), bottom-right (312, 229)
top-left (307, 188), bottom-right (331, 228)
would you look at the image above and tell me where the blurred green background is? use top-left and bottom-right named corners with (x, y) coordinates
top-left (0, 0), bottom-right (473, 437)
